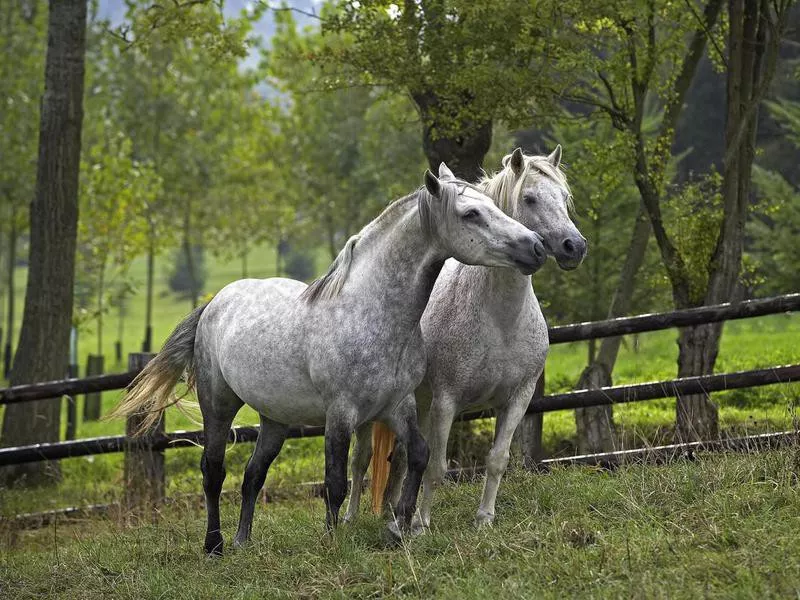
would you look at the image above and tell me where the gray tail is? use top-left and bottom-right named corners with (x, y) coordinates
top-left (109, 305), bottom-right (206, 436)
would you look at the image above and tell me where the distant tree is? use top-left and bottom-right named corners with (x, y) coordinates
top-left (268, 10), bottom-right (426, 259)
top-left (168, 245), bottom-right (208, 300)
top-left (0, 2), bottom-right (45, 376)
top-left (102, 0), bottom-right (255, 336)
top-left (75, 132), bottom-right (159, 355)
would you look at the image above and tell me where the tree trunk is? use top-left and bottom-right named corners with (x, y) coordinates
top-left (182, 201), bottom-right (199, 309)
top-left (675, 0), bottom-right (775, 442)
top-left (99, 264), bottom-right (108, 355)
top-left (0, 220), bottom-right (5, 374)
top-left (0, 0), bottom-right (87, 485)
top-left (575, 206), bottom-right (651, 453)
top-left (3, 212), bottom-right (16, 378)
top-left (143, 231), bottom-right (154, 352)
top-left (116, 295), bottom-right (124, 365)
top-left (413, 92), bottom-right (492, 182)
top-left (675, 322), bottom-right (722, 440)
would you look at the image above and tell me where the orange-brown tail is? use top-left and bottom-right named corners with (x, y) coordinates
top-left (369, 422), bottom-right (396, 514)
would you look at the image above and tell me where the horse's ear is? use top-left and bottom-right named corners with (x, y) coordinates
top-left (508, 148), bottom-right (524, 176)
top-left (424, 170), bottom-right (441, 197)
top-left (547, 144), bottom-right (562, 168)
top-left (438, 162), bottom-right (455, 181)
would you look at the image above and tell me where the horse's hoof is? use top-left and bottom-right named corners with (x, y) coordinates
top-left (410, 520), bottom-right (426, 537)
top-left (474, 511), bottom-right (495, 529)
top-left (410, 514), bottom-right (429, 535)
top-left (342, 512), bottom-right (357, 525)
top-left (204, 533), bottom-right (224, 557)
top-left (232, 537), bottom-right (248, 550)
top-left (385, 520), bottom-right (403, 544)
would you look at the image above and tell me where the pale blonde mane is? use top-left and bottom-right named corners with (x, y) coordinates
top-left (479, 154), bottom-right (572, 216)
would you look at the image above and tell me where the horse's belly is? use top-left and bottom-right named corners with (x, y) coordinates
top-left (242, 388), bottom-right (327, 426)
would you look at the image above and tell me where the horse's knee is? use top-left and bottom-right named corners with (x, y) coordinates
top-left (201, 453), bottom-right (226, 486)
top-left (486, 448), bottom-right (510, 477)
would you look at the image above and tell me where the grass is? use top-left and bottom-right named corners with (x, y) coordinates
top-left (3, 448), bottom-right (800, 598)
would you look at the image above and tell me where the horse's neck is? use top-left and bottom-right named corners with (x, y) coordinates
top-left (345, 205), bottom-right (445, 329)
top-left (464, 264), bottom-right (534, 324)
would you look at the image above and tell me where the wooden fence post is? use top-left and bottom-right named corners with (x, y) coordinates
top-left (65, 362), bottom-right (78, 441)
top-left (514, 370), bottom-right (545, 468)
top-left (124, 352), bottom-right (163, 518)
top-left (83, 354), bottom-right (104, 420)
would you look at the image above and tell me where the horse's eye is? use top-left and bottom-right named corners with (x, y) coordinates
top-left (463, 209), bottom-right (480, 220)
top-left (524, 193), bottom-right (537, 204)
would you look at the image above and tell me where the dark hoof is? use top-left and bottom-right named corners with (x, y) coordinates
top-left (205, 533), bottom-right (224, 557)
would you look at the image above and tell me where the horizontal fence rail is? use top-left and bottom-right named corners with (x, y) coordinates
top-left (548, 293), bottom-right (800, 343)
top-left (0, 424), bottom-right (325, 466)
top-left (2, 364), bottom-right (798, 467)
top-left (0, 371), bottom-right (138, 405)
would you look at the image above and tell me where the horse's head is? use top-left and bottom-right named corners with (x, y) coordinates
top-left (419, 166), bottom-right (546, 275)
top-left (501, 146), bottom-right (587, 271)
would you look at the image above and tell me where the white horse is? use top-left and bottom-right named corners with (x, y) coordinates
top-left (112, 168), bottom-right (547, 555)
top-left (347, 147), bottom-right (586, 528)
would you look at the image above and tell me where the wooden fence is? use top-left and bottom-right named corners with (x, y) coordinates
top-left (1, 293), bottom-right (799, 515)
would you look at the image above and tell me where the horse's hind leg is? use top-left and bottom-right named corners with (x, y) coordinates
top-left (385, 395), bottom-right (429, 538)
top-left (233, 415), bottom-right (288, 548)
top-left (343, 422), bottom-right (372, 524)
top-left (383, 394), bottom-right (433, 517)
top-left (382, 439), bottom-right (407, 517)
top-left (198, 374), bottom-right (243, 557)
top-left (475, 379), bottom-right (536, 527)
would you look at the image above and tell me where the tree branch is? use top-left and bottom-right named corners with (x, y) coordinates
top-left (722, 1), bottom-right (791, 169)
top-left (658, 0), bottom-right (725, 142)
top-left (257, 2), bottom-right (325, 22)
top-left (683, 0), bottom-right (728, 68)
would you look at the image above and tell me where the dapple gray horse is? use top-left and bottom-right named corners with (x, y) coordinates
top-left (347, 147), bottom-right (586, 528)
top-left (112, 169), bottom-right (547, 555)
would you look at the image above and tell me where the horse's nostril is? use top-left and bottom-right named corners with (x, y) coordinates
top-left (563, 238), bottom-right (576, 254)
top-left (534, 241), bottom-right (546, 260)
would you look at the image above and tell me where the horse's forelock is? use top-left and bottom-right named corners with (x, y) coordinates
top-left (480, 154), bottom-right (573, 215)
top-left (421, 178), bottom-right (481, 238)
top-left (527, 156), bottom-right (573, 212)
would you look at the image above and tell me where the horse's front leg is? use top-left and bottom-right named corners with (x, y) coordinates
top-left (385, 395), bottom-right (429, 540)
top-left (324, 405), bottom-right (357, 532)
top-left (415, 394), bottom-right (457, 530)
top-left (476, 379), bottom-right (537, 527)
top-left (343, 422), bottom-right (372, 524)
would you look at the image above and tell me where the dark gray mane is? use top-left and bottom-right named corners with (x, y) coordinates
top-left (301, 179), bottom-right (470, 305)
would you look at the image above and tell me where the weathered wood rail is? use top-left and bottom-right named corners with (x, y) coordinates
top-left (1, 293), bottom-right (798, 515)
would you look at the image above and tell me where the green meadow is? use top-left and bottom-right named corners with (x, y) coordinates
top-left (4, 449), bottom-right (800, 599)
